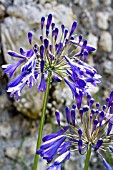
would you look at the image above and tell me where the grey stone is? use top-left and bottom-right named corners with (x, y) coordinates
top-left (96, 12), bottom-right (109, 30)
top-left (109, 53), bottom-right (113, 60)
top-left (87, 33), bottom-right (98, 52)
top-left (103, 60), bottom-right (113, 74)
top-left (99, 31), bottom-right (112, 52)
top-left (0, 4), bottom-right (5, 19)
top-left (0, 122), bottom-right (12, 139)
top-left (5, 147), bottom-right (23, 159)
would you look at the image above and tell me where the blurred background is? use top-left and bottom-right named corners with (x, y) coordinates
top-left (0, 0), bottom-right (113, 169)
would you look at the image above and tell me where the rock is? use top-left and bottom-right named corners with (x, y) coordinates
top-left (102, 0), bottom-right (111, 6)
top-left (53, 83), bottom-right (73, 106)
top-left (14, 86), bottom-right (44, 119)
top-left (103, 60), bottom-right (113, 74)
top-left (96, 12), bottom-right (109, 30)
top-left (0, 4), bottom-right (5, 19)
top-left (0, 93), bottom-right (11, 112)
top-left (89, 0), bottom-right (99, 8)
top-left (99, 31), bottom-right (112, 52)
top-left (87, 33), bottom-right (98, 52)
top-left (109, 53), bottom-right (113, 60)
top-left (0, 122), bottom-right (12, 139)
top-left (5, 147), bottom-right (23, 159)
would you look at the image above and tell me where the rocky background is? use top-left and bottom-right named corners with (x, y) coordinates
top-left (0, 0), bottom-right (113, 170)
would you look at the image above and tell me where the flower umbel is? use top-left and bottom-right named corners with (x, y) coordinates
top-left (2, 14), bottom-right (101, 100)
top-left (37, 91), bottom-right (113, 170)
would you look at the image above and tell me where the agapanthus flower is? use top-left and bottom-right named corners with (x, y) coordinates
top-left (2, 14), bottom-right (101, 100)
top-left (37, 91), bottom-right (113, 170)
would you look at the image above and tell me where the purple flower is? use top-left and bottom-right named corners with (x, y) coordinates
top-left (2, 13), bottom-right (101, 100)
top-left (38, 91), bottom-right (113, 169)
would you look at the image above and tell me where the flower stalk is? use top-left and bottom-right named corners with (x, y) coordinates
top-left (84, 144), bottom-right (91, 170)
top-left (33, 72), bottom-right (52, 170)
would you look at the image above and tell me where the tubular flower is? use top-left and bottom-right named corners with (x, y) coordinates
top-left (2, 14), bottom-right (101, 100)
top-left (37, 91), bottom-right (113, 170)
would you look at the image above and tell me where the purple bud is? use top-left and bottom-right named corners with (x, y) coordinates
top-left (106, 97), bottom-right (110, 107)
top-left (61, 24), bottom-right (65, 33)
top-left (99, 111), bottom-right (104, 124)
top-left (83, 50), bottom-right (88, 61)
top-left (34, 44), bottom-right (38, 48)
top-left (89, 98), bottom-right (94, 108)
top-left (75, 91), bottom-right (83, 109)
top-left (55, 110), bottom-right (60, 126)
top-left (79, 108), bottom-right (83, 120)
top-left (40, 45), bottom-right (44, 58)
top-left (83, 40), bottom-right (87, 47)
top-left (54, 28), bottom-right (59, 41)
top-left (55, 43), bottom-right (58, 51)
top-left (40, 35), bottom-right (43, 43)
top-left (94, 139), bottom-right (103, 151)
top-left (70, 21), bottom-right (77, 36)
top-left (46, 14), bottom-right (52, 30)
top-left (40, 60), bottom-right (45, 73)
top-left (78, 129), bottom-right (82, 138)
top-left (92, 119), bottom-right (98, 134)
top-left (71, 109), bottom-right (76, 126)
top-left (96, 103), bottom-right (100, 109)
top-left (72, 104), bottom-right (76, 109)
top-left (44, 39), bottom-right (49, 49)
top-left (49, 45), bottom-right (53, 52)
top-left (91, 109), bottom-right (96, 115)
top-left (102, 105), bottom-right (106, 111)
top-left (51, 23), bottom-right (55, 30)
top-left (79, 35), bottom-right (82, 42)
top-left (41, 17), bottom-right (45, 30)
top-left (87, 94), bottom-right (91, 106)
top-left (83, 105), bottom-right (89, 112)
top-left (20, 47), bottom-right (25, 55)
top-left (70, 36), bottom-right (74, 40)
top-left (46, 30), bottom-right (49, 37)
top-left (64, 28), bottom-right (68, 39)
top-left (34, 48), bottom-right (38, 53)
top-left (28, 32), bottom-right (32, 44)
top-left (78, 139), bottom-right (82, 154)
top-left (65, 106), bottom-right (70, 123)
top-left (57, 42), bottom-right (63, 54)
top-left (65, 39), bottom-right (68, 45)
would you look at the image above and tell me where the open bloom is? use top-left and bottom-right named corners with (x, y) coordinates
top-left (2, 14), bottom-right (101, 100)
top-left (37, 91), bottom-right (113, 170)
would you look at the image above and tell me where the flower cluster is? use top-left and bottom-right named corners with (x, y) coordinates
top-left (2, 14), bottom-right (101, 100)
top-left (37, 91), bottom-right (113, 170)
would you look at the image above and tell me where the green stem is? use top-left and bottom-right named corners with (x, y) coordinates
top-left (33, 72), bottom-right (52, 170)
top-left (83, 145), bottom-right (91, 170)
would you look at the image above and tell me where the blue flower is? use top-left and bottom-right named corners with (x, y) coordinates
top-left (38, 91), bottom-right (113, 169)
top-left (2, 14), bottom-right (101, 100)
